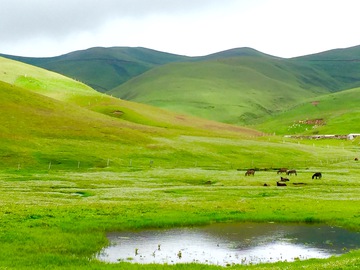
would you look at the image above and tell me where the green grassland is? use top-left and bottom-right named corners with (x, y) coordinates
top-left (2, 164), bottom-right (360, 269)
top-left (1, 56), bottom-right (360, 269)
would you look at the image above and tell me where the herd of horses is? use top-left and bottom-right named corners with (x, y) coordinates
top-left (244, 168), bottom-right (322, 186)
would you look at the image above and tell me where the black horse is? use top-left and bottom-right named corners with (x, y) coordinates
top-left (312, 172), bottom-right (322, 179)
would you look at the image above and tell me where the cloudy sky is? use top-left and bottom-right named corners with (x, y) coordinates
top-left (1, 0), bottom-right (360, 58)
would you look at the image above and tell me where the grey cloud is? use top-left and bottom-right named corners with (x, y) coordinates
top-left (0, 0), bottom-right (230, 41)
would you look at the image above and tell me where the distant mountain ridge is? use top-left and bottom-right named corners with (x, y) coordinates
top-left (2, 45), bottom-right (360, 129)
top-left (0, 46), bottom-right (282, 93)
top-left (0, 47), bottom-right (189, 92)
top-left (290, 45), bottom-right (360, 91)
top-left (107, 45), bottom-right (360, 126)
top-left (3, 45), bottom-right (360, 94)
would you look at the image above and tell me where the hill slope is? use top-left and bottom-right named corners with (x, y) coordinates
top-left (1, 56), bottom-right (272, 170)
top-left (4, 46), bottom-right (360, 130)
top-left (0, 56), bottom-right (260, 134)
top-left (291, 45), bottom-right (360, 91)
top-left (0, 47), bottom-right (189, 92)
top-left (107, 45), bottom-right (360, 127)
top-left (109, 54), bottom-right (335, 125)
top-left (254, 86), bottom-right (360, 135)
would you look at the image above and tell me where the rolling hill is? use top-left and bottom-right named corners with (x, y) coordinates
top-left (0, 47), bottom-right (189, 92)
top-left (108, 53), bottom-right (334, 125)
top-left (254, 86), bottom-right (360, 135)
top-left (0, 56), bottom-right (269, 170)
top-left (291, 45), bottom-right (360, 91)
top-left (2, 45), bottom-right (360, 136)
top-left (107, 45), bottom-right (360, 127)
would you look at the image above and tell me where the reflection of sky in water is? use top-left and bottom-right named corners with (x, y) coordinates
top-left (97, 223), bottom-right (360, 266)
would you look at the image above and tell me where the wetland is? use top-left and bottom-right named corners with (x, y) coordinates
top-left (98, 222), bottom-right (360, 266)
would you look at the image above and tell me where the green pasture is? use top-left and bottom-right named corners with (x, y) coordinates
top-left (1, 158), bottom-right (360, 269)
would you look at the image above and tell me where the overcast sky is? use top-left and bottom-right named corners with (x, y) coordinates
top-left (1, 0), bottom-right (360, 58)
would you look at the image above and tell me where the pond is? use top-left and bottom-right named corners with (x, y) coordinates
top-left (97, 222), bottom-right (360, 266)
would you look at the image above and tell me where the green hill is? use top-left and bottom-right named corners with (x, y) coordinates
top-left (109, 54), bottom-right (334, 125)
top-left (4, 46), bottom-right (360, 130)
top-left (195, 47), bottom-right (280, 60)
top-left (0, 56), bottom-right (269, 170)
top-left (2, 55), bottom-right (354, 172)
top-left (254, 86), bottom-right (360, 135)
top-left (291, 45), bottom-right (360, 91)
top-left (107, 45), bottom-right (360, 128)
top-left (0, 56), bottom-right (261, 133)
top-left (0, 47), bottom-right (189, 92)
top-left (5, 45), bottom-right (360, 135)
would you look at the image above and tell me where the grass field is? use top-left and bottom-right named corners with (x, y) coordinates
top-left (1, 157), bottom-right (360, 269)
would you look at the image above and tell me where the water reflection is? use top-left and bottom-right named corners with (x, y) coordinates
top-left (97, 223), bottom-right (360, 266)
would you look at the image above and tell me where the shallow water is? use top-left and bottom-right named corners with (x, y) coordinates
top-left (97, 222), bottom-right (360, 266)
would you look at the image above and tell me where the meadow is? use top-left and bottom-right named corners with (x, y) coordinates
top-left (1, 135), bottom-right (360, 270)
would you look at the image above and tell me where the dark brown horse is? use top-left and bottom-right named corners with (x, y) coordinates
top-left (280, 176), bottom-right (289, 182)
top-left (312, 172), bottom-right (322, 179)
top-left (277, 168), bottom-right (288, 174)
top-left (277, 181), bottom-right (287, 186)
top-left (286, 169), bottom-right (297, 176)
top-left (245, 169), bottom-right (255, 176)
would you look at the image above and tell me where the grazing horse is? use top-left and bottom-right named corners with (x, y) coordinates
top-left (277, 168), bottom-right (288, 174)
top-left (245, 169), bottom-right (255, 176)
top-left (286, 169), bottom-right (297, 176)
top-left (277, 181), bottom-right (287, 186)
top-left (280, 176), bottom-right (289, 182)
top-left (312, 172), bottom-right (322, 179)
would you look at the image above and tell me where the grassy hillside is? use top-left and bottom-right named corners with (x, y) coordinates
top-left (4, 46), bottom-right (360, 132)
top-left (0, 47), bottom-right (189, 92)
top-left (109, 55), bottom-right (333, 125)
top-left (254, 86), bottom-right (360, 135)
top-left (1, 55), bottom-right (356, 171)
top-left (0, 56), bottom-right (261, 134)
top-left (0, 56), bottom-right (269, 170)
top-left (292, 45), bottom-right (360, 91)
